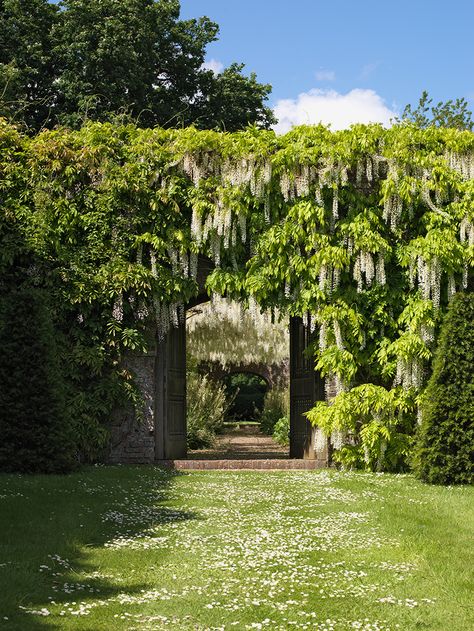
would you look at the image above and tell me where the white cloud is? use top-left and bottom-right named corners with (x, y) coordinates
top-left (315, 70), bottom-right (336, 81)
top-left (273, 88), bottom-right (396, 134)
top-left (202, 58), bottom-right (224, 74)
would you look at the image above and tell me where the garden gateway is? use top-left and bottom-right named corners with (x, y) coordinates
top-left (109, 265), bottom-right (323, 463)
top-left (2, 121), bottom-right (473, 469)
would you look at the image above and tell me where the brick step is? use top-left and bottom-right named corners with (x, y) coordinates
top-left (157, 459), bottom-right (325, 470)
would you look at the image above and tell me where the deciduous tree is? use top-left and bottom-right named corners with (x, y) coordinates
top-left (0, 0), bottom-right (274, 131)
top-left (400, 90), bottom-right (473, 130)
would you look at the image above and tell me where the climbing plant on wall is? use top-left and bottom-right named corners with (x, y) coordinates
top-left (1, 118), bottom-right (472, 468)
top-left (187, 296), bottom-right (288, 368)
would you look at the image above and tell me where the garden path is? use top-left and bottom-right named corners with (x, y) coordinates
top-left (188, 425), bottom-right (289, 460)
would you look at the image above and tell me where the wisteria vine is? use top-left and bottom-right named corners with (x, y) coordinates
top-left (1, 119), bottom-right (473, 468)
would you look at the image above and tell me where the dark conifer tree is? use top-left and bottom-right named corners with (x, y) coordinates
top-left (413, 293), bottom-right (474, 484)
top-left (0, 288), bottom-right (78, 473)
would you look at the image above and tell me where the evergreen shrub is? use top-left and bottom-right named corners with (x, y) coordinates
top-left (413, 293), bottom-right (474, 484)
top-left (0, 288), bottom-right (77, 473)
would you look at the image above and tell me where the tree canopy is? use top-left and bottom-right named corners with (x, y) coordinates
top-left (0, 0), bottom-right (58, 128)
top-left (0, 0), bottom-right (274, 131)
top-left (400, 90), bottom-right (473, 131)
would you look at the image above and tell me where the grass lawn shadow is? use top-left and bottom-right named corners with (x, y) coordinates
top-left (0, 465), bottom-right (197, 630)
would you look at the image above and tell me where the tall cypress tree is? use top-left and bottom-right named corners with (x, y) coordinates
top-left (413, 293), bottom-right (474, 484)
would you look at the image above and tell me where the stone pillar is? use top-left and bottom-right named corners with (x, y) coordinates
top-left (108, 347), bottom-right (157, 464)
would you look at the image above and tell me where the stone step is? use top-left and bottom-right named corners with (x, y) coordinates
top-left (157, 459), bottom-right (325, 470)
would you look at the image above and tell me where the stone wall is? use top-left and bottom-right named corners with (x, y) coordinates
top-left (108, 350), bottom-right (157, 464)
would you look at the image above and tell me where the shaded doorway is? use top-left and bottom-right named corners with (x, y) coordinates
top-left (154, 314), bottom-right (326, 462)
top-left (152, 256), bottom-right (326, 462)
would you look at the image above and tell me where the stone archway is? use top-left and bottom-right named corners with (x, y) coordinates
top-left (199, 360), bottom-right (289, 391)
top-left (108, 257), bottom-right (328, 464)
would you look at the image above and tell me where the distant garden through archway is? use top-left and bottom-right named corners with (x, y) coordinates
top-left (185, 295), bottom-right (292, 459)
top-left (225, 373), bottom-right (268, 422)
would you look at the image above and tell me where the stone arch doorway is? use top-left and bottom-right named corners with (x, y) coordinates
top-left (154, 258), bottom-right (326, 462)
top-left (109, 257), bottom-right (327, 464)
top-left (199, 360), bottom-right (289, 391)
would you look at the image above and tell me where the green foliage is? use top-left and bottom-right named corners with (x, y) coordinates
top-left (0, 119), bottom-right (473, 471)
top-left (186, 368), bottom-right (230, 449)
top-left (226, 373), bottom-right (267, 421)
top-left (400, 90), bottom-right (473, 130)
top-left (260, 388), bottom-right (289, 435)
top-left (272, 416), bottom-right (290, 446)
top-left (0, 0), bottom-right (274, 131)
top-left (195, 63), bottom-right (275, 131)
top-left (0, 0), bottom-right (58, 129)
top-left (307, 385), bottom-right (416, 472)
top-left (0, 288), bottom-right (78, 473)
top-left (413, 293), bottom-right (474, 484)
top-left (54, 0), bottom-right (214, 128)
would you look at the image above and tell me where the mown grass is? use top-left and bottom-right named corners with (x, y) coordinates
top-left (0, 467), bottom-right (472, 630)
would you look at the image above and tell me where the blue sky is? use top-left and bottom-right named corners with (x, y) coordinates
top-left (180, 0), bottom-right (474, 131)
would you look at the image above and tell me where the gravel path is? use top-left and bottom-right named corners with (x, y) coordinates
top-left (188, 425), bottom-right (289, 460)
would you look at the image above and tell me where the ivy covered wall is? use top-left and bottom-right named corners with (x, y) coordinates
top-left (1, 119), bottom-right (472, 469)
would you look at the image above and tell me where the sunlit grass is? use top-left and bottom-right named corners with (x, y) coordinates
top-left (0, 467), bottom-right (473, 630)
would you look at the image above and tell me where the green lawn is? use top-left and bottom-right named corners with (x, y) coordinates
top-left (0, 467), bottom-right (473, 630)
